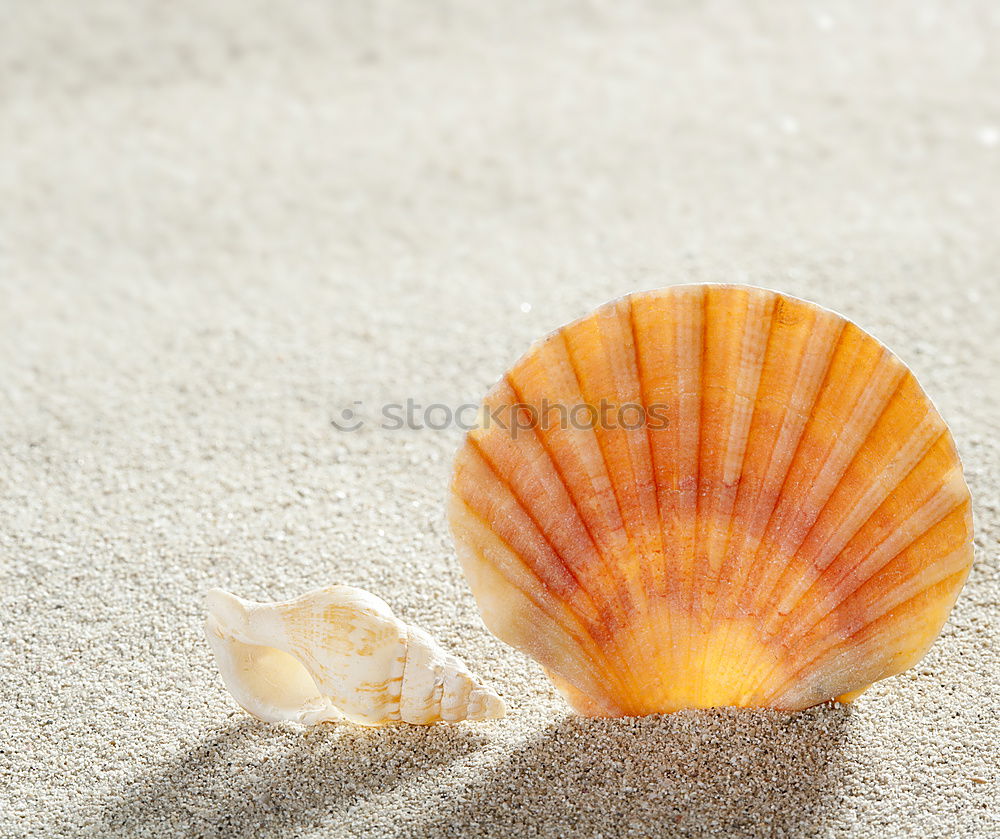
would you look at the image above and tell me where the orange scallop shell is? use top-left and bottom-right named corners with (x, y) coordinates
top-left (448, 285), bottom-right (973, 715)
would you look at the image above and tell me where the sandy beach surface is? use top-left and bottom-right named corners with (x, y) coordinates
top-left (2, 2), bottom-right (998, 837)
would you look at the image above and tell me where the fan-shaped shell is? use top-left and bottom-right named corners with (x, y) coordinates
top-left (448, 285), bottom-right (973, 715)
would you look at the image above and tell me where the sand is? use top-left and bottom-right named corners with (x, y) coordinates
top-left (2, 1), bottom-right (998, 837)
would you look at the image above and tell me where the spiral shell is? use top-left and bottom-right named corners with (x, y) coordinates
top-left (205, 584), bottom-right (506, 725)
top-left (449, 284), bottom-right (974, 716)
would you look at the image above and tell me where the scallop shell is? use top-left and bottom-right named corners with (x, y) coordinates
top-left (205, 584), bottom-right (506, 725)
top-left (449, 284), bottom-right (973, 715)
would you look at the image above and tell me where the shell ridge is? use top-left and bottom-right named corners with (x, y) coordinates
top-left (715, 307), bottom-right (848, 691)
top-left (734, 320), bottom-right (866, 613)
top-left (692, 288), bottom-right (751, 684)
top-left (697, 291), bottom-right (781, 675)
top-left (740, 409), bottom-right (956, 701)
top-left (737, 351), bottom-right (909, 690)
top-left (751, 377), bottom-right (934, 649)
top-left (518, 337), bottom-right (634, 576)
top-left (759, 556), bottom-right (971, 706)
top-left (704, 297), bottom-right (816, 684)
top-left (768, 418), bottom-right (945, 620)
top-left (752, 495), bottom-right (971, 704)
top-left (501, 373), bottom-right (618, 598)
top-left (634, 289), bottom-right (696, 692)
top-left (742, 426), bottom-right (951, 698)
top-left (556, 327), bottom-right (630, 564)
top-left (503, 371), bottom-right (643, 705)
top-left (763, 472), bottom-right (971, 664)
top-left (787, 439), bottom-right (966, 632)
top-left (626, 294), bottom-right (669, 605)
top-left (626, 295), bottom-right (673, 624)
top-left (625, 296), bottom-right (669, 588)
top-left (627, 294), bottom-right (676, 689)
top-left (695, 289), bottom-right (775, 696)
top-left (455, 443), bottom-right (588, 607)
top-left (558, 320), bottom-right (669, 704)
top-left (466, 434), bottom-right (611, 628)
top-left (689, 286), bottom-right (708, 699)
top-left (464, 433), bottom-right (635, 701)
top-left (450, 492), bottom-right (621, 699)
top-left (643, 286), bottom-right (706, 707)
top-left (555, 328), bottom-right (650, 618)
top-left (732, 333), bottom-right (889, 689)
top-left (753, 348), bottom-right (904, 599)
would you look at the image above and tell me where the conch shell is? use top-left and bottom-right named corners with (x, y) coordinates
top-left (205, 584), bottom-right (506, 725)
top-left (449, 284), bottom-right (974, 716)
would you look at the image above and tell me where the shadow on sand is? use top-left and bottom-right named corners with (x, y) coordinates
top-left (97, 717), bottom-right (489, 838)
top-left (97, 704), bottom-right (852, 838)
top-left (400, 703), bottom-right (854, 839)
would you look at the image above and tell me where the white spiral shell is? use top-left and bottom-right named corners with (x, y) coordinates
top-left (204, 584), bottom-right (506, 726)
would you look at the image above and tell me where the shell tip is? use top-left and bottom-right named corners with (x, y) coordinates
top-left (468, 688), bottom-right (507, 721)
top-left (204, 587), bottom-right (252, 636)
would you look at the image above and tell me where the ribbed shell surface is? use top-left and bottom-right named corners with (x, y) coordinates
top-left (449, 285), bottom-right (973, 715)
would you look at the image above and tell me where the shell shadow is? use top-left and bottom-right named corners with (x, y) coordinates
top-left (96, 716), bottom-right (489, 838)
top-left (402, 703), bottom-right (854, 839)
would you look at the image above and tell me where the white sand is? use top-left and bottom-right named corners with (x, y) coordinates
top-left (2, 2), bottom-right (998, 837)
